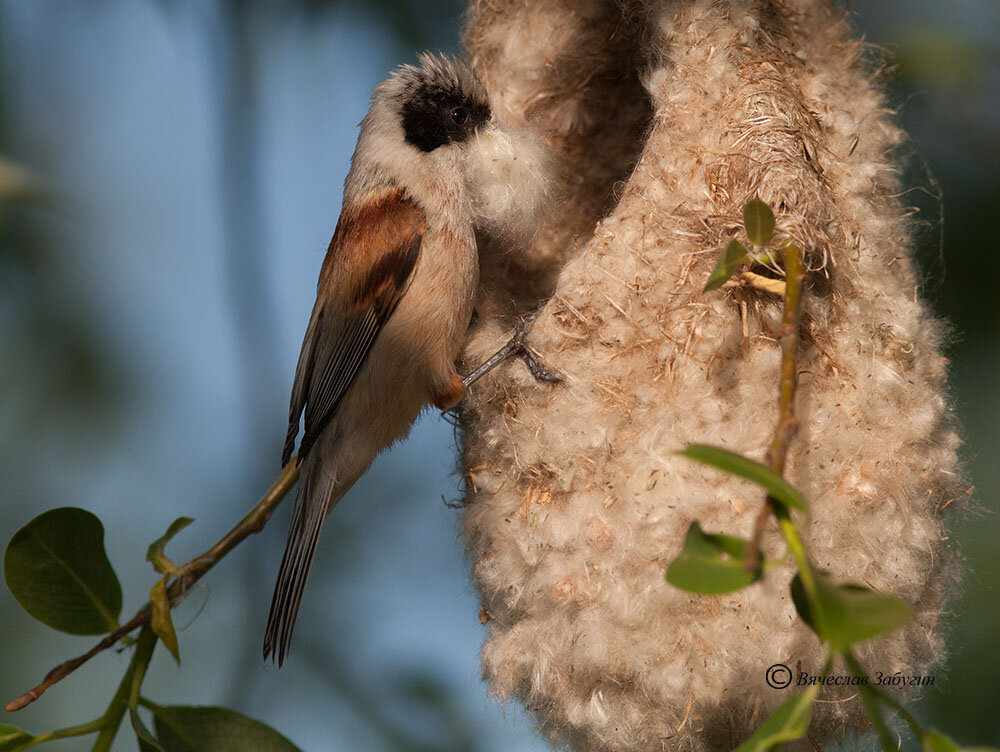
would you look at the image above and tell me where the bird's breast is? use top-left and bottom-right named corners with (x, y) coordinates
top-left (389, 221), bottom-right (479, 368)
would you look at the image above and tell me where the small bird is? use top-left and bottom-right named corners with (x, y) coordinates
top-left (264, 53), bottom-right (553, 665)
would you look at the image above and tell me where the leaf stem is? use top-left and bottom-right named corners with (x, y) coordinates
top-left (871, 684), bottom-right (923, 739)
top-left (9, 718), bottom-right (108, 751)
top-left (746, 243), bottom-right (804, 571)
top-left (843, 650), bottom-right (925, 742)
top-left (127, 627), bottom-right (157, 713)
top-left (89, 626), bottom-right (158, 752)
top-left (775, 508), bottom-right (816, 603)
top-left (6, 461), bottom-right (300, 712)
top-left (844, 651), bottom-right (897, 752)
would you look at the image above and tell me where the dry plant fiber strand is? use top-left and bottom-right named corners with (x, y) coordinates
top-left (458, 1), bottom-right (965, 750)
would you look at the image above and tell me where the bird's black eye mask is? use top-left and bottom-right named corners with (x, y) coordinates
top-left (401, 82), bottom-right (491, 153)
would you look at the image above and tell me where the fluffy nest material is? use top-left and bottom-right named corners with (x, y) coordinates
top-left (457, 1), bottom-right (965, 749)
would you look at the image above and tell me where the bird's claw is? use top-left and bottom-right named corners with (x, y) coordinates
top-left (462, 306), bottom-right (562, 387)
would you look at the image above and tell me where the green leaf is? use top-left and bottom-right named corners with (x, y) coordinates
top-left (666, 522), bottom-right (762, 594)
top-left (923, 730), bottom-right (961, 752)
top-left (150, 576), bottom-right (180, 664)
top-left (734, 686), bottom-right (818, 752)
top-left (146, 517), bottom-right (194, 575)
top-left (0, 724), bottom-right (33, 751)
top-left (4, 507), bottom-right (122, 634)
top-left (920, 729), bottom-right (1000, 752)
top-left (791, 571), bottom-right (914, 651)
top-left (703, 239), bottom-right (750, 292)
top-left (677, 445), bottom-right (809, 513)
top-left (743, 198), bottom-right (776, 246)
top-left (151, 706), bottom-right (302, 752)
top-left (132, 707), bottom-right (167, 752)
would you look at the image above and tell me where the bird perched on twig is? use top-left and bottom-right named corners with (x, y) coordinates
top-left (264, 53), bottom-right (556, 665)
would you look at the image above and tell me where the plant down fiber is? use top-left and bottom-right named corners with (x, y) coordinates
top-left (458, 1), bottom-right (964, 749)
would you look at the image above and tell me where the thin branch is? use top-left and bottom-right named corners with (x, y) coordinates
top-left (745, 244), bottom-right (805, 571)
top-left (91, 626), bottom-right (158, 752)
top-left (5, 461), bottom-right (300, 713)
top-left (7, 717), bottom-right (107, 752)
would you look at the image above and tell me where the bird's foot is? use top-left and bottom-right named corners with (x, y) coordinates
top-left (462, 306), bottom-right (562, 388)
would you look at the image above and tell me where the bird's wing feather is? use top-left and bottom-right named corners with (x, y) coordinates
top-left (281, 187), bottom-right (425, 466)
top-left (266, 187), bottom-right (424, 664)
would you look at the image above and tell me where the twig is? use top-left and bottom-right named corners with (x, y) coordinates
top-left (5, 461), bottom-right (300, 713)
top-left (735, 270), bottom-right (786, 296)
top-left (91, 626), bottom-right (158, 752)
top-left (745, 244), bottom-right (805, 571)
top-left (5, 718), bottom-right (107, 751)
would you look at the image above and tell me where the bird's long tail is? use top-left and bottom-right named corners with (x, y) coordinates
top-left (263, 457), bottom-right (346, 666)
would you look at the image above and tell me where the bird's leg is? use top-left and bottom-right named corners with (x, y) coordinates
top-left (462, 307), bottom-right (562, 388)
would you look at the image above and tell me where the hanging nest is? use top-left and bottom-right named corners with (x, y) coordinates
top-left (458, 1), bottom-right (964, 749)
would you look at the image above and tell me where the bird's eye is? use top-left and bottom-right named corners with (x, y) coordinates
top-left (450, 107), bottom-right (469, 125)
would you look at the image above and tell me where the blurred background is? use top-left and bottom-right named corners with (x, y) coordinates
top-left (0, 1), bottom-right (996, 750)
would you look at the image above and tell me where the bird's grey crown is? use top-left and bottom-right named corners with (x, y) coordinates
top-left (391, 52), bottom-right (488, 107)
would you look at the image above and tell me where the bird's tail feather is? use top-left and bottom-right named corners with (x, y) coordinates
top-left (263, 460), bottom-right (344, 666)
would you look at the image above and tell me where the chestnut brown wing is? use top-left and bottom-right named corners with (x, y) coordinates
top-left (282, 188), bottom-right (425, 465)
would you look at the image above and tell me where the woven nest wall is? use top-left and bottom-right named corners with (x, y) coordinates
top-left (457, 1), bottom-right (963, 749)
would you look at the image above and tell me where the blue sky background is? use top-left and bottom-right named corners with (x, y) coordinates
top-left (0, 2), bottom-right (997, 750)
